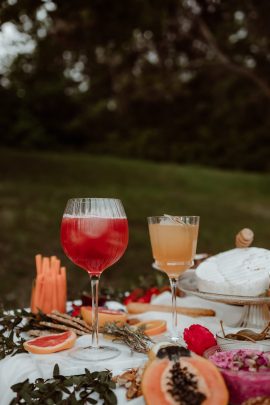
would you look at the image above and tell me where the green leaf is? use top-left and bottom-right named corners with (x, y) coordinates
top-left (53, 363), bottom-right (60, 378)
top-left (87, 399), bottom-right (98, 404)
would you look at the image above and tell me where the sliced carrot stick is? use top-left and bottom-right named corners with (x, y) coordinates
top-left (42, 257), bottom-right (50, 275)
top-left (50, 255), bottom-right (57, 265)
top-left (43, 277), bottom-right (52, 313)
top-left (61, 266), bottom-right (67, 313)
top-left (42, 257), bottom-right (52, 314)
top-left (35, 254), bottom-right (42, 275)
top-left (57, 266), bottom-right (67, 313)
top-left (32, 255), bottom-right (67, 313)
top-left (37, 274), bottom-right (45, 312)
top-left (56, 272), bottom-right (62, 312)
top-left (52, 258), bottom-right (60, 310)
top-left (51, 257), bottom-right (58, 311)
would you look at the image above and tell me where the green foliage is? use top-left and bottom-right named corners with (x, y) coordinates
top-left (1, 1), bottom-right (270, 170)
top-left (10, 365), bottom-right (117, 404)
top-left (0, 308), bottom-right (32, 359)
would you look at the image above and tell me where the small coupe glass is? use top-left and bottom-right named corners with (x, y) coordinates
top-left (148, 215), bottom-right (199, 342)
top-left (61, 198), bottom-right (128, 361)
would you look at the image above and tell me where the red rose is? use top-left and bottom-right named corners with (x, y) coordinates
top-left (183, 324), bottom-right (217, 355)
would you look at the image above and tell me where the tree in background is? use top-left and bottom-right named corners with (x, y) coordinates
top-left (1, 0), bottom-right (270, 170)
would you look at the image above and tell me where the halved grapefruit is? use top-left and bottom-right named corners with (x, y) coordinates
top-left (23, 331), bottom-right (77, 354)
top-left (135, 320), bottom-right (167, 336)
top-left (81, 306), bottom-right (127, 327)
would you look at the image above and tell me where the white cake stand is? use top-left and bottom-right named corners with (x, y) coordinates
top-left (178, 271), bottom-right (270, 329)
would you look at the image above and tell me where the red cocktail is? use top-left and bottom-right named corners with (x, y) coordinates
top-left (60, 198), bottom-right (128, 362)
top-left (61, 216), bottom-right (128, 276)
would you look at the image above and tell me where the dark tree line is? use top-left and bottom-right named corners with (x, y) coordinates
top-left (1, 0), bottom-right (270, 170)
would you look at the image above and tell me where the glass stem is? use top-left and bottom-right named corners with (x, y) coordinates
top-left (90, 274), bottom-right (100, 348)
top-left (169, 277), bottom-right (179, 342)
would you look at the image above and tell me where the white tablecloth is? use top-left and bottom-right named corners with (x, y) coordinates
top-left (0, 293), bottom-right (243, 404)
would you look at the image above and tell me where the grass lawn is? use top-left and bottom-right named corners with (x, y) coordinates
top-left (1, 148), bottom-right (270, 308)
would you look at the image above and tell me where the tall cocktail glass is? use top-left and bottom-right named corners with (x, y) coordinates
top-left (148, 215), bottom-right (199, 342)
top-left (61, 198), bottom-right (128, 361)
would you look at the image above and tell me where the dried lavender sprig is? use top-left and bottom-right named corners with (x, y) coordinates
top-left (103, 322), bottom-right (152, 353)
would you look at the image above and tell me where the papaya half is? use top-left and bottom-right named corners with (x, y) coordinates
top-left (142, 345), bottom-right (229, 405)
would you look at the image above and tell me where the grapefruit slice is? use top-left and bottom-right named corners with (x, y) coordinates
top-left (23, 331), bottom-right (76, 354)
top-left (136, 320), bottom-right (167, 336)
top-left (81, 306), bottom-right (127, 327)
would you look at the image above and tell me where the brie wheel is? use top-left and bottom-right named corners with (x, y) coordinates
top-left (196, 248), bottom-right (270, 297)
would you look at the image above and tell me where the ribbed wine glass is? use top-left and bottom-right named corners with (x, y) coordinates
top-left (61, 198), bottom-right (128, 361)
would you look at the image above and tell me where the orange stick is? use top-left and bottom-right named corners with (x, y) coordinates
top-left (57, 266), bottom-right (67, 313)
top-left (33, 254), bottom-right (44, 312)
top-left (38, 274), bottom-right (45, 312)
top-left (36, 254), bottom-right (42, 273)
top-left (42, 257), bottom-right (52, 314)
top-left (32, 272), bottom-right (43, 313)
top-left (50, 256), bottom-right (57, 270)
top-left (61, 266), bottom-right (67, 313)
top-left (50, 256), bottom-right (58, 311)
top-left (35, 254), bottom-right (42, 275)
top-left (52, 258), bottom-right (61, 310)
top-left (42, 257), bottom-right (49, 274)
top-left (56, 272), bottom-right (63, 312)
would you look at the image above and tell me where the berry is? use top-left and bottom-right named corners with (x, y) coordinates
top-left (71, 304), bottom-right (81, 317)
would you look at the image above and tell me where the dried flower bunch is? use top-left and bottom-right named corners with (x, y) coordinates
top-left (210, 349), bottom-right (270, 372)
top-left (221, 321), bottom-right (270, 342)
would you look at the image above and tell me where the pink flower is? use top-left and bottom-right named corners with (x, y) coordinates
top-left (183, 324), bottom-right (217, 355)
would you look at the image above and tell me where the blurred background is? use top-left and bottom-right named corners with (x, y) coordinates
top-left (1, 0), bottom-right (270, 308)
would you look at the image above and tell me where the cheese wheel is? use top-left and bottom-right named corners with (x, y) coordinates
top-left (196, 248), bottom-right (270, 297)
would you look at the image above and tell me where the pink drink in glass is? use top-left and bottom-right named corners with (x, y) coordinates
top-left (61, 216), bottom-right (128, 276)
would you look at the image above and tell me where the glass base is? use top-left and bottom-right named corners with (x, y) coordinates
top-left (232, 303), bottom-right (270, 329)
top-left (70, 345), bottom-right (120, 362)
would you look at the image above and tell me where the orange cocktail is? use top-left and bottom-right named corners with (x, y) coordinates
top-left (148, 219), bottom-right (199, 277)
top-left (148, 215), bottom-right (199, 342)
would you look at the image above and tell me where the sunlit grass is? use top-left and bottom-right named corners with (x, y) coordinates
top-left (1, 148), bottom-right (270, 307)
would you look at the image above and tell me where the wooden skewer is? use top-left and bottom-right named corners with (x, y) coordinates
top-left (127, 302), bottom-right (215, 317)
